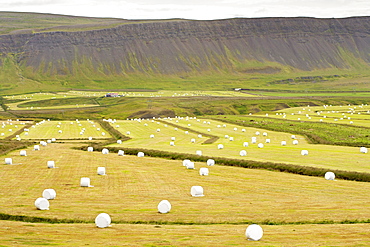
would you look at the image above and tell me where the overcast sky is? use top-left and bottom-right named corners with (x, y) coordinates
top-left (0, 0), bottom-right (369, 20)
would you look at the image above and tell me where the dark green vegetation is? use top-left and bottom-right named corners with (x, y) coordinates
top-left (1, 13), bottom-right (370, 93)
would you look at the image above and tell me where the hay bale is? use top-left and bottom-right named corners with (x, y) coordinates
top-left (325, 171), bottom-right (335, 180)
top-left (117, 140), bottom-right (122, 144)
top-left (242, 128), bottom-right (246, 132)
top-left (199, 167), bottom-right (209, 176)
top-left (150, 134), bottom-right (155, 138)
top-left (4, 158), bottom-right (12, 165)
top-left (301, 150), bottom-right (309, 156)
top-left (257, 143), bottom-right (264, 148)
top-left (191, 138), bottom-right (196, 143)
top-left (80, 177), bottom-right (93, 187)
top-left (233, 127), bottom-right (238, 131)
top-left (186, 162), bottom-right (195, 169)
top-left (158, 200), bottom-right (171, 214)
top-left (207, 159), bottom-right (215, 166)
top-left (291, 135), bottom-right (296, 139)
top-left (293, 140), bottom-right (299, 145)
top-left (360, 147), bottom-right (368, 154)
top-left (118, 150), bottom-right (124, 156)
top-left (34, 198), bottom-right (49, 210)
top-left (95, 213), bottom-right (111, 228)
top-left (263, 132), bottom-right (267, 136)
top-left (229, 137), bottom-right (234, 141)
top-left (196, 150), bottom-right (202, 156)
top-left (156, 128), bottom-right (161, 132)
top-left (88, 137), bottom-right (93, 141)
top-left (255, 131), bottom-right (260, 135)
top-left (170, 141), bottom-right (175, 146)
top-left (42, 189), bottom-right (56, 200)
top-left (245, 224), bottom-right (263, 241)
top-left (97, 167), bottom-right (106, 175)
top-left (265, 139), bottom-right (270, 143)
top-left (240, 150), bottom-right (247, 156)
top-left (102, 148), bottom-right (109, 154)
top-left (87, 147), bottom-right (94, 152)
top-left (58, 130), bottom-right (62, 133)
top-left (191, 186), bottom-right (204, 197)
top-left (126, 131), bottom-right (131, 135)
top-left (217, 144), bottom-right (224, 149)
top-left (198, 134), bottom-right (202, 138)
top-left (33, 145), bottom-right (40, 151)
top-left (47, 161), bottom-right (55, 168)
top-left (183, 159), bottom-right (191, 166)
top-left (243, 142), bottom-right (249, 147)
top-left (19, 150), bottom-right (27, 156)
top-left (137, 152), bottom-right (145, 157)
top-left (281, 141), bottom-right (287, 146)
top-left (224, 135), bottom-right (229, 139)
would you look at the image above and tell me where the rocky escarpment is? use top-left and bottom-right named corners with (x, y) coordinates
top-left (0, 16), bottom-right (370, 86)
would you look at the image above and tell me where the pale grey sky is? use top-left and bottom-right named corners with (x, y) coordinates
top-left (0, 0), bottom-right (369, 20)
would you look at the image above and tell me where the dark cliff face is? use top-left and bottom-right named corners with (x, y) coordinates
top-left (1, 17), bottom-right (370, 79)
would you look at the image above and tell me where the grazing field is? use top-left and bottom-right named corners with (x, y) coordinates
top-left (108, 118), bottom-right (370, 173)
top-left (19, 120), bottom-right (111, 140)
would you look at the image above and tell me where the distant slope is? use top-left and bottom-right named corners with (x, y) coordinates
top-left (0, 12), bottom-right (370, 93)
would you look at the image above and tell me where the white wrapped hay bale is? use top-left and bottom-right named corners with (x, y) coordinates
top-left (360, 147), bottom-right (368, 154)
top-left (88, 136), bottom-right (93, 141)
top-left (199, 167), bottom-right (209, 176)
top-left (255, 131), bottom-right (260, 135)
top-left (257, 143), bottom-right (264, 148)
top-left (198, 134), bottom-right (202, 138)
top-left (19, 150), bottom-right (27, 156)
top-left (233, 127), bottom-right (238, 131)
top-left (251, 137), bottom-right (257, 144)
top-left (224, 135), bottom-right (229, 139)
top-left (186, 162), bottom-right (195, 169)
top-left (265, 139), bottom-right (270, 143)
top-left (325, 171), bottom-right (335, 180)
top-left (97, 167), bottom-right (106, 175)
top-left (34, 145), bottom-right (40, 151)
top-left (171, 137), bottom-right (176, 141)
top-left (126, 131), bottom-right (130, 135)
top-left (42, 189), bottom-right (56, 200)
top-left (35, 198), bottom-right (50, 210)
top-left (207, 159), bottom-right (215, 166)
top-left (191, 186), bottom-right (204, 197)
top-left (156, 128), bottom-right (161, 132)
top-left (301, 150), bottom-right (309, 156)
top-left (58, 130), bottom-right (62, 133)
top-left (87, 147), bottom-right (94, 152)
top-left (262, 132), bottom-right (267, 136)
top-left (183, 159), bottom-right (191, 166)
top-left (40, 141), bottom-right (47, 146)
top-left (95, 213), bottom-right (111, 228)
top-left (281, 141), bottom-right (287, 146)
top-left (150, 134), bottom-right (155, 138)
top-left (217, 144), bottom-right (224, 149)
top-left (246, 224), bottom-right (263, 241)
top-left (118, 150), bottom-right (124, 156)
top-left (117, 140), bottom-right (122, 144)
top-left (102, 148), bottom-right (109, 154)
top-left (158, 200), bottom-right (171, 214)
top-left (80, 177), bottom-right (93, 187)
top-left (191, 138), bottom-right (196, 143)
top-left (196, 150), bottom-right (202, 156)
top-left (242, 128), bottom-right (246, 132)
top-left (47, 161), bottom-right (56, 168)
top-left (4, 158), bottom-right (12, 165)
top-left (229, 137), bottom-right (234, 141)
top-left (243, 142), bottom-right (249, 147)
top-left (240, 150), bottom-right (247, 156)
top-left (292, 140), bottom-right (299, 145)
top-left (170, 141), bottom-right (175, 146)
top-left (137, 152), bottom-right (145, 157)
top-left (291, 135), bottom-right (296, 139)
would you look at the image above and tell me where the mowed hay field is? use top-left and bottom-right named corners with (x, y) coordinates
top-left (109, 118), bottom-right (370, 173)
top-left (1, 143), bottom-right (370, 224)
top-left (19, 120), bottom-right (111, 140)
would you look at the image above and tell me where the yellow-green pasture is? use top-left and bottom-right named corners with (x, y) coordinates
top-left (19, 120), bottom-right (111, 140)
top-left (109, 118), bottom-right (370, 173)
top-left (0, 221), bottom-right (369, 246)
top-left (270, 104), bottom-right (370, 127)
top-left (0, 120), bottom-right (30, 139)
top-left (1, 143), bottom-right (370, 224)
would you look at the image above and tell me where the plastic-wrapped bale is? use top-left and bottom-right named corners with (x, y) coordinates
top-left (47, 139), bottom-right (52, 143)
top-left (40, 141), bottom-right (47, 146)
top-left (242, 128), bottom-right (246, 132)
top-left (257, 143), bottom-right (264, 148)
top-left (293, 140), bottom-right (299, 145)
top-left (198, 134), bottom-right (202, 138)
top-left (240, 150), bottom-right (247, 156)
top-left (35, 197), bottom-right (50, 210)
top-left (42, 189), bottom-right (56, 200)
top-left (88, 137), bottom-right (93, 141)
top-left (158, 200), bottom-right (171, 214)
top-left (126, 131), bottom-right (130, 135)
top-left (291, 135), bottom-right (296, 139)
top-left (301, 150), bottom-right (309, 156)
top-left (185, 131), bottom-right (189, 134)
top-left (233, 127), bottom-right (238, 131)
top-left (199, 167), bottom-right (209, 176)
top-left (183, 159), bottom-right (191, 166)
top-left (137, 152), bottom-right (145, 157)
top-left (229, 137), bottom-right (234, 141)
top-left (150, 134), bottom-right (155, 138)
top-left (80, 177), bottom-right (93, 187)
top-left (20, 150), bottom-right (27, 156)
top-left (224, 135), bottom-right (229, 139)
top-left (281, 141), bottom-right (287, 146)
top-left (87, 147), bottom-right (94, 152)
top-left (117, 140), bottom-right (122, 144)
top-left (58, 130), bottom-right (62, 133)
top-left (170, 141), bottom-right (175, 146)
top-left (118, 150), bottom-right (124, 156)
top-left (218, 144), bottom-right (224, 149)
top-left (34, 145), bottom-right (40, 151)
top-left (191, 138), bottom-right (196, 143)
top-left (243, 142), bottom-right (249, 147)
top-left (186, 162), bottom-right (195, 169)
top-left (245, 224), bottom-right (263, 241)
top-left (263, 132), bottom-right (268, 136)
top-left (255, 131), bottom-right (260, 135)
top-left (251, 137), bottom-right (257, 144)
top-left (156, 128), bottom-right (161, 132)
top-left (47, 161), bottom-right (56, 168)
top-left (207, 159), bottom-right (215, 166)
top-left (325, 171), bottom-right (335, 180)
top-left (97, 167), bottom-right (106, 175)
top-left (191, 186), bottom-right (204, 197)
top-left (4, 158), bottom-right (12, 165)
top-left (360, 147), bottom-right (368, 154)
top-left (171, 137), bottom-right (176, 141)
top-left (196, 150), bottom-right (202, 156)
top-left (95, 213), bottom-right (111, 228)
top-left (102, 148), bottom-right (109, 154)
top-left (265, 139), bottom-right (270, 143)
